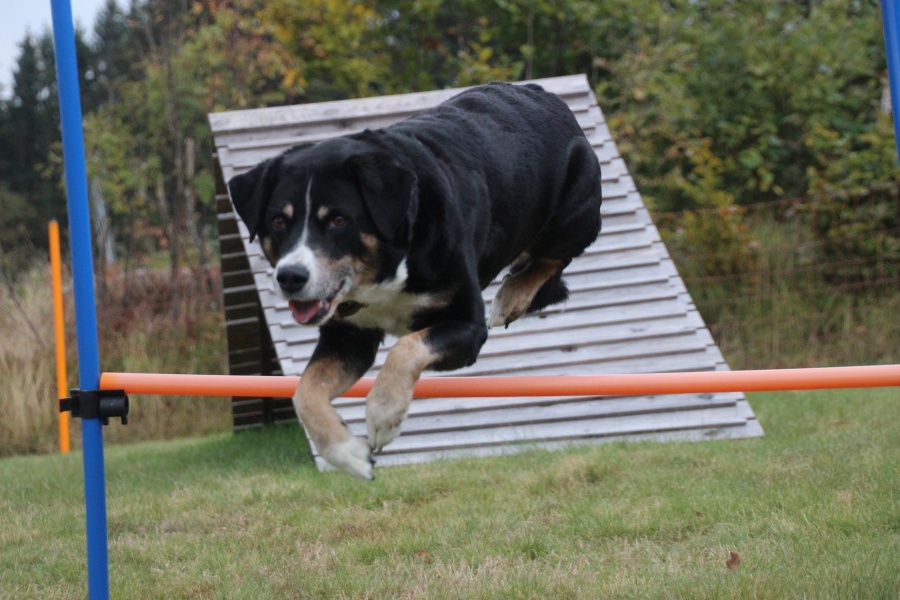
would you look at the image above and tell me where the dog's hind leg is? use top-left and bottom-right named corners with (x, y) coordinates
top-left (487, 257), bottom-right (567, 329)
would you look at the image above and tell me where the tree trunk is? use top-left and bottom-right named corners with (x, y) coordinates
top-left (156, 175), bottom-right (181, 316)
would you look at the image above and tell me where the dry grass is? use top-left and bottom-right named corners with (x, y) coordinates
top-left (0, 262), bottom-right (230, 456)
top-left (0, 264), bottom-right (66, 455)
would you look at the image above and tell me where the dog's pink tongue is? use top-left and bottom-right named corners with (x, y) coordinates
top-left (289, 300), bottom-right (322, 324)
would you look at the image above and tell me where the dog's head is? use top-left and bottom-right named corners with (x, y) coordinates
top-left (228, 137), bottom-right (418, 326)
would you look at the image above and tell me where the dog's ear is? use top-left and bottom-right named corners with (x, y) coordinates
top-left (228, 155), bottom-right (281, 242)
top-left (347, 153), bottom-right (418, 242)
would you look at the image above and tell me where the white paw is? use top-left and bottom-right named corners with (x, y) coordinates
top-left (320, 435), bottom-right (375, 480)
top-left (367, 402), bottom-right (405, 453)
top-left (486, 298), bottom-right (507, 329)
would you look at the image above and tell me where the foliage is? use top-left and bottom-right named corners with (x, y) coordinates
top-left (263, 0), bottom-right (387, 100)
top-left (668, 204), bottom-right (759, 280)
top-left (184, 0), bottom-right (300, 110)
top-left (82, 108), bottom-right (161, 262)
top-left (599, 0), bottom-right (894, 212)
top-left (1, 0), bottom-right (896, 278)
top-left (658, 200), bottom-right (899, 369)
top-left (0, 187), bottom-right (41, 276)
top-left (805, 186), bottom-right (900, 284)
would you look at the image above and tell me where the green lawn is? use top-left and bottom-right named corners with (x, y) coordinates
top-left (1, 388), bottom-right (897, 599)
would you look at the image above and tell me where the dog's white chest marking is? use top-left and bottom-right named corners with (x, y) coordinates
top-left (343, 260), bottom-right (435, 335)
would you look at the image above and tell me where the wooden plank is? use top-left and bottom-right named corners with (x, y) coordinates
top-left (227, 346), bottom-right (263, 364)
top-left (276, 295), bottom-right (689, 347)
top-left (280, 332), bottom-right (715, 379)
top-left (225, 301), bottom-right (263, 322)
top-left (406, 331), bottom-right (708, 376)
top-left (216, 213), bottom-right (240, 237)
top-left (337, 405), bottom-right (749, 455)
top-left (217, 233), bottom-right (246, 257)
top-left (225, 318), bottom-right (261, 347)
top-left (272, 284), bottom-right (689, 354)
top-left (321, 421), bottom-right (762, 469)
top-left (222, 269), bottom-right (254, 290)
top-left (223, 285), bottom-right (260, 307)
top-left (274, 286), bottom-right (692, 353)
top-left (227, 354), bottom-right (281, 374)
top-left (484, 265), bottom-right (669, 302)
top-left (381, 319), bottom-right (702, 365)
top-left (221, 252), bottom-right (253, 275)
top-left (209, 75), bottom-right (591, 135)
top-left (216, 193), bottom-right (233, 213)
top-left (227, 362), bottom-right (266, 376)
top-left (332, 392), bottom-right (741, 427)
top-left (451, 349), bottom-right (719, 378)
top-left (349, 396), bottom-right (740, 437)
top-left (551, 251), bottom-right (659, 277)
top-left (231, 398), bottom-right (266, 415)
top-left (223, 109), bottom-right (599, 170)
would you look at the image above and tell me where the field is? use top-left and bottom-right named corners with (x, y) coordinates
top-left (0, 205), bottom-right (896, 598)
top-left (0, 388), bottom-right (897, 599)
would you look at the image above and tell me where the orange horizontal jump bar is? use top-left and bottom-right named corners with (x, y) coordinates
top-left (100, 365), bottom-right (900, 398)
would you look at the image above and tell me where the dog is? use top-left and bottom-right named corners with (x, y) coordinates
top-left (228, 82), bottom-right (602, 479)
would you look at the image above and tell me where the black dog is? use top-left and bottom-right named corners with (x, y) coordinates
top-left (228, 82), bottom-right (602, 479)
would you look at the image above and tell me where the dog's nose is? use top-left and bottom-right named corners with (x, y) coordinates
top-left (276, 265), bottom-right (310, 294)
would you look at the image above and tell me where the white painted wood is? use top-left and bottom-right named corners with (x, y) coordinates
top-left (338, 394), bottom-right (741, 430)
top-left (317, 421), bottom-right (762, 471)
top-left (344, 405), bottom-right (750, 455)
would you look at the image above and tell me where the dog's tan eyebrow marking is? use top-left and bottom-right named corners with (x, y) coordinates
top-left (317, 206), bottom-right (330, 220)
top-left (261, 237), bottom-right (274, 258)
top-left (283, 204), bottom-right (294, 219)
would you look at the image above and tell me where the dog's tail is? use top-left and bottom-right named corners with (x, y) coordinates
top-left (526, 271), bottom-right (569, 314)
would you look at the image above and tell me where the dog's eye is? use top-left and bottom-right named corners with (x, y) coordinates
top-left (330, 215), bottom-right (348, 229)
top-left (272, 216), bottom-right (287, 232)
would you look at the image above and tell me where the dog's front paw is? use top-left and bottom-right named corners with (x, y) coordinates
top-left (487, 298), bottom-right (515, 329)
top-left (367, 400), bottom-right (406, 454)
top-left (319, 435), bottom-right (375, 480)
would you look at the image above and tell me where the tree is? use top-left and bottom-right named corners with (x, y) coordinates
top-left (91, 0), bottom-right (142, 105)
top-left (7, 32), bottom-right (63, 231)
top-left (597, 0), bottom-right (894, 211)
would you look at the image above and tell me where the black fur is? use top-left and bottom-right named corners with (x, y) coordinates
top-left (228, 82), bottom-right (602, 373)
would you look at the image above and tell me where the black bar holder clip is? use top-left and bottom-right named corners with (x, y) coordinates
top-left (59, 389), bottom-right (129, 426)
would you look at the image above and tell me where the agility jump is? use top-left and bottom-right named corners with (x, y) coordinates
top-left (101, 365), bottom-right (900, 399)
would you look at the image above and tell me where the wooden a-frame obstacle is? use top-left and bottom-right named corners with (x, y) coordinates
top-left (208, 75), bottom-right (764, 469)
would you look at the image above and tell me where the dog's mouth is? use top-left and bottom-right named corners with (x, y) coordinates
top-left (287, 283), bottom-right (345, 325)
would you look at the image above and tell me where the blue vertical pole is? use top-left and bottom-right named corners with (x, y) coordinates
top-left (881, 0), bottom-right (900, 169)
top-left (48, 1), bottom-right (109, 599)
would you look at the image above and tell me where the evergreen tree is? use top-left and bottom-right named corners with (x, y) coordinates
top-left (92, 0), bottom-right (142, 105)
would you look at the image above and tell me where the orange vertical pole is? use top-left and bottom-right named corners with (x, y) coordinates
top-left (49, 220), bottom-right (70, 454)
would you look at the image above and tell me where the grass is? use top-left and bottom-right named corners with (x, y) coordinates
top-left (0, 387), bottom-right (897, 599)
top-left (0, 262), bottom-right (230, 456)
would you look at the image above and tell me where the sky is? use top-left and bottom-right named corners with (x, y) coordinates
top-left (0, 0), bottom-right (120, 98)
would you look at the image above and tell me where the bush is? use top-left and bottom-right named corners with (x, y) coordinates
top-left (806, 186), bottom-right (900, 284)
